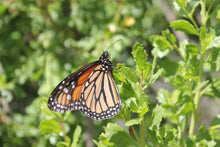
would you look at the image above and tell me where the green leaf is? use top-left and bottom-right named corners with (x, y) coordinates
top-left (154, 36), bottom-right (171, 50)
top-left (209, 129), bottom-right (220, 140)
top-left (209, 115), bottom-right (220, 130)
top-left (179, 40), bottom-right (188, 59)
top-left (197, 140), bottom-right (216, 147)
top-left (170, 20), bottom-right (198, 35)
top-left (186, 43), bottom-right (200, 55)
top-left (105, 123), bottom-right (136, 146)
top-left (197, 125), bottom-right (211, 142)
top-left (170, 90), bottom-right (181, 105)
top-left (136, 62), bottom-right (152, 82)
top-left (120, 81), bottom-right (136, 99)
top-left (199, 27), bottom-right (207, 46)
top-left (125, 97), bottom-right (139, 113)
top-left (207, 36), bottom-right (220, 49)
top-left (157, 88), bottom-right (171, 106)
top-left (149, 105), bottom-right (164, 131)
top-left (125, 118), bottom-right (142, 126)
top-left (96, 133), bottom-right (113, 146)
top-left (151, 35), bottom-right (172, 58)
top-left (177, 102), bottom-right (194, 116)
top-left (170, 75), bottom-right (189, 90)
top-left (142, 62), bottom-right (152, 81)
top-left (71, 125), bottom-right (82, 147)
top-left (132, 42), bottom-right (147, 71)
top-left (57, 137), bottom-right (71, 147)
top-left (138, 92), bottom-right (149, 105)
top-left (160, 60), bottom-right (179, 77)
top-left (190, 1), bottom-right (200, 17)
top-left (139, 102), bottom-right (149, 117)
top-left (179, 115), bottom-right (188, 133)
top-left (162, 29), bottom-right (176, 44)
top-left (152, 46), bottom-right (171, 58)
top-left (206, 48), bottom-right (220, 71)
top-left (148, 68), bottom-right (163, 86)
top-left (147, 129), bottom-right (159, 145)
top-left (200, 28), bottom-right (215, 49)
top-left (205, 77), bottom-right (220, 98)
top-left (174, 0), bottom-right (188, 9)
top-left (212, 77), bottom-right (220, 97)
top-left (193, 80), bottom-right (209, 94)
top-left (157, 89), bottom-right (181, 107)
top-left (132, 92), bottom-right (149, 116)
top-left (121, 105), bottom-right (131, 120)
top-left (118, 64), bottom-right (138, 85)
top-left (39, 119), bottom-right (61, 134)
top-left (186, 136), bottom-right (196, 147)
top-left (164, 129), bottom-right (176, 143)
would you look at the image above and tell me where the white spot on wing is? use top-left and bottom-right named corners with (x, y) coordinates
top-left (85, 81), bottom-right (89, 87)
top-left (67, 94), bottom-right (71, 100)
top-left (63, 88), bottom-right (68, 93)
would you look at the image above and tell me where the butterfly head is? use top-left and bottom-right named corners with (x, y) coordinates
top-left (99, 51), bottom-right (110, 61)
top-left (99, 51), bottom-right (113, 70)
top-left (99, 51), bottom-right (109, 59)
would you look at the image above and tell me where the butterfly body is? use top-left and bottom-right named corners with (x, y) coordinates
top-left (48, 51), bottom-right (121, 120)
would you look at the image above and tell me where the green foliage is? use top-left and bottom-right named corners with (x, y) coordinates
top-left (40, 119), bottom-right (62, 134)
top-left (170, 20), bottom-right (198, 35)
top-left (1, 0), bottom-right (220, 147)
top-left (71, 125), bottom-right (82, 147)
top-left (95, 123), bottom-right (137, 147)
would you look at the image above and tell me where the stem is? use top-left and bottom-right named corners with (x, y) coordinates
top-left (131, 126), bottom-right (140, 143)
top-left (189, 108), bottom-right (196, 136)
top-left (123, 113), bottom-right (140, 143)
top-left (113, 0), bottom-right (124, 23)
top-left (149, 55), bottom-right (157, 81)
top-left (182, 6), bottom-right (198, 30)
top-left (201, 83), bottom-right (211, 96)
top-left (200, 0), bottom-right (207, 27)
top-left (59, 117), bottom-right (68, 142)
top-left (207, 0), bottom-right (215, 15)
top-left (173, 44), bottom-right (186, 60)
top-left (177, 124), bottom-right (185, 146)
top-left (189, 0), bottom-right (210, 136)
top-left (189, 48), bottom-right (205, 136)
top-left (139, 73), bottom-right (146, 147)
top-left (140, 116), bottom-right (146, 147)
top-left (177, 125), bottom-right (182, 140)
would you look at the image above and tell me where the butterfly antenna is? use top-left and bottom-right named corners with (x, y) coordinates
top-left (106, 39), bottom-right (122, 51)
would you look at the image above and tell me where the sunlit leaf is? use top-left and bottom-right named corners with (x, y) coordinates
top-left (186, 43), bottom-right (200, 55)
top-left (39, 119), bottom-right (61, 134)
top-left (160, 60), bottom-right (179, 77)
top-left (125, 118), bottom-right (142, 126)
top-left (149, 105), bottom-right (164, 131)
top-left (71, 125), bottom-right (82, 147)
top-left (177, 102), bottom-right (194, 116)
top-left (170, 20), bottom-right (198, 35)
top-left (147, 129), bottom-right (159, 145)
top-left (104, 123), bottom-right (137, 146)
top-left (207, 36), bottom-right (220, 49)
top-left (162, 30), bottom-right (176, 44)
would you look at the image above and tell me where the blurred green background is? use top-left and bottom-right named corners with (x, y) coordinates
top-left (0, 0), bottom-right (219, 147)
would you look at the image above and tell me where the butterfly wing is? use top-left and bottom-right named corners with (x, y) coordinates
top-left (47, 62), bottom-right (99, 113)
top-left (80, 65), bottom-right (122, 120)
top-left (48, 51), bottom-right (122, 120)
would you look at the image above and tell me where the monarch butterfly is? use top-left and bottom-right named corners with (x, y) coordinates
top-left (48, 51), bottom-right (122, 120)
